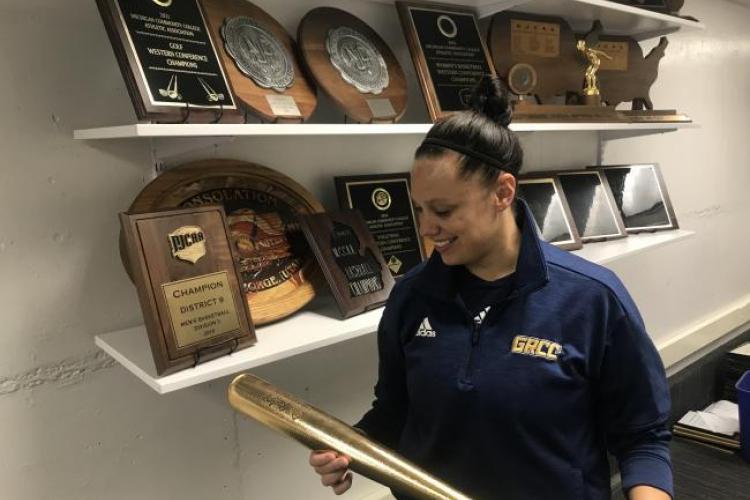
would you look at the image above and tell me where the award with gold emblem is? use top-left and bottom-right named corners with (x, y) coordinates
top-left (122, 159), bottom-right (325, 326)
top-left (299, 211), bottom-right (395, 318)
top-left (120, 205), bottom-right (256, 376)
top-left (335, 174), bottom-right (426, 279)
top-left (297, 7), bottom-right (408, 123)
top-left (396, 1), bottom-right (496, 121)
top-left (95, 0), bottom-right (240, 122)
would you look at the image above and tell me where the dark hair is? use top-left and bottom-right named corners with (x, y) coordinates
top-left (415, 76), bottom-right (523, 186)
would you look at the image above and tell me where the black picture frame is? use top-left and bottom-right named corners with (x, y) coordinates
top-left (589, 164), bottom-right (679, 233)
top-left (556, 170), bottom-right (628, 243)
top-left (517, 176), bottom-right (583, 250)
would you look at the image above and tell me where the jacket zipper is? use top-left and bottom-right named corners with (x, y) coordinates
top-left (460, 291), bottom-right (520, 389)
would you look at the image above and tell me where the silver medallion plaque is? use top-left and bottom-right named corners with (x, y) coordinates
top-left (221, 16), bottom-right (295, 92)
top-left (326, 26), bottom-right (389, 95)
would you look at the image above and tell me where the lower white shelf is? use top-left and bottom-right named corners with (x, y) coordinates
top-left (97, 229), bottom-right (693, 394)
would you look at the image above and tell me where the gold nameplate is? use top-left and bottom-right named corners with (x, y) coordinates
top-left (162, 271), bottom-right (242, 348)
top-left (511, 19), bottom-right (560, 58)
top-left (596, 41), bottom-right (629, 71)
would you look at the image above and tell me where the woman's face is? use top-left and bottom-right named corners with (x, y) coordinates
top-left (411, 152), bottom-right (515, 268)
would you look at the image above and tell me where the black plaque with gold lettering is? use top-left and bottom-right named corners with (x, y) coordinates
top-left (96, 0), bottom-right (239, 122)
top-left (335, 174), bottom-right (425, 279)
top-left (396, 2), bottom-right (496, 121)
top-left (299, 211), bottom-right (395, 319)
top-left (120, 205), bottom-right (255, 376)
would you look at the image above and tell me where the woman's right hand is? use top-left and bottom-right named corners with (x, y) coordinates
top-left (309, 450), bottom-right (353, 495)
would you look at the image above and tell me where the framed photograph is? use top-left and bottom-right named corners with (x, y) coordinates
top-left (591, 164), bottom-right (679, 233)
top-left (556, 170), bottom-right (627, 242)
top-left (517, 177), bottom-right (582, 250)
top-left (335, 173), bottom-right (425, 279)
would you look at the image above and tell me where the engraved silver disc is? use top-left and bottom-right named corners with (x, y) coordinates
top-left (326, 26), bottom-right (389, 95)
top-left (221, 16), bottom-right (294, 91)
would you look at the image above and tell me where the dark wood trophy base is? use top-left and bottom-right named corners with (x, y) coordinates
top-left (512, 100), bottom-right (626, 122)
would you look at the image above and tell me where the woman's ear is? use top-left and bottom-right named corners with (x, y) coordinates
top-left (494, 172), bottom-right (516, 211)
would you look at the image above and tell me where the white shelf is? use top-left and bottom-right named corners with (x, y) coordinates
top-left (73, 121), bottom-right (696, 140)
top-left (572, 229), bottom-right (694, 264)
top-left (370, 0), bottom-right (705, 40)
top-left (97, 229), bottom-right (693, 394)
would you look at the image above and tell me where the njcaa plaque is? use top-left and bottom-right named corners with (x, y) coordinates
top-left (120, 206), bottom-right (255, 376)
top-left (299, 211), bottom-right (395, 318)
top-left (396, 2), bottom-right (496, 121)
top-left (335, 174), bottom-right (425, 279)
top-left (298, 7), bottom-right (408, 123)
top-left (96, 0), bottom-right (238, 122)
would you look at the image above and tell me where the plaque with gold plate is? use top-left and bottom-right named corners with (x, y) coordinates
top-left (334, 173), bottom-right (426, 279)
top-left (299, 211), bottom-right (395, 319)
top-left (298, 7), bottom-right (408, 123)
top-left (123, 159), bottom-right (325, 326)
top-left (593, 36), bottom-right (690, 123)
top-left (200, 0), bottom-right (317, 122)
top-left (95, 0), bottom-right (240, 123)
top-left (120, 205), bottom-right (256, 376)
top-left (396, 1), bottom-right (496, 122)
top-left (489, 14), bottom-right (624, 122)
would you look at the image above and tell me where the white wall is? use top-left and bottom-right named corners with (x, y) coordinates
top-left (0, 1), bottom-right (747, 499)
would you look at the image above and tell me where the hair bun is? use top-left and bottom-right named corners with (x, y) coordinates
top-left (467, 75), bottom-right (513, 127)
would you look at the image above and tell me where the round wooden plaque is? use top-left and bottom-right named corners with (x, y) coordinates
top-left (201, 0), bottom-right (317, 122)
top-left (123, 159), bottom-right (325, 325)
top-left (488, 12), bottom-right (583, 104)
top-left (297, 7), bottom-right (407, 123)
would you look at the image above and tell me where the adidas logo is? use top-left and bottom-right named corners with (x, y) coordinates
top-left (415, 317), bottom-right (436, 338)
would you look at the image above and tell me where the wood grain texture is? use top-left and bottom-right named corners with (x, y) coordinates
top-left (120, 206), bottom-right (255, 376)
top-left (597, 36), bottom-right (669, 110)
top-left (201, 0), bottom-right (317, 122)
top-left (299, 211), bottom-right (395, 318)
top-left (123, 159), bottom-right (326, 325)
top-left (298, 7), bottom-right (407, 123)
top-left (488, 11), bottom-right (584, 104)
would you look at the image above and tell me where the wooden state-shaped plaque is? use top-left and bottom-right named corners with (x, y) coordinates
top-left (396, 1), bottom-right (496, 122)
top-left (123, 159), bottom-right (325, 325)
top-left (201, 0), bottom-right (317, 122)
top-left (120, 206), bottom-right (256, 376)
top-left (299, 211), bottom-right (395, 318)
top-left (298, 7), bottom-right (407, 123)
top-left (488, 11), bottom-right (583, 104)
top-left (95, 0), bottom-right (240, 123)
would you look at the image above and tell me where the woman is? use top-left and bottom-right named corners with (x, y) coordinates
top-left (310, 77), bottom-right (673, 500)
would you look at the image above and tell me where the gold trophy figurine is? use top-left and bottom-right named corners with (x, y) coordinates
top-left (576, 38), bottom-right (612, 106)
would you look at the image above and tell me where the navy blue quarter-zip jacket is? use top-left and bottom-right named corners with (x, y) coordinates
top-left (356, 200), bottom-right (673, 500)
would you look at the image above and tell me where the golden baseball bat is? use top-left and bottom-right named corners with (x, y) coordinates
top-left (228, 373), bottom-right (473, 500)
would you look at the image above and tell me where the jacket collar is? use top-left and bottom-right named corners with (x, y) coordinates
top-left (413, 199), bottom-right (549, 302)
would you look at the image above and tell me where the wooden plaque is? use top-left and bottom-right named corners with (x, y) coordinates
top-left (596, 36), bottom-right (669, 111)
top-left (299, 211), bottom-right (395, 318)
top-left (396, 2), bottom-right (496, 122)
top-left (201, 0), bottom-right (317, 122)
top-left (334, 173), bottom-right (425, 279)
top-left (120, 206), bottom-right (255, 376)
top-left (123, 159), bottom-right (325, 325)
top-left (488, 11), bottom-right (583, 104)
top-left (517, 176), bottom-right (583, 251)
top-left (298, 7), bottom-right (407, 123)
top-left (95, 0), bottom-right (241, 123)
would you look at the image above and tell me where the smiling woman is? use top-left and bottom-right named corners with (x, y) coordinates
top-left (308, 76), bottom-right (673, 500)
